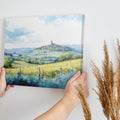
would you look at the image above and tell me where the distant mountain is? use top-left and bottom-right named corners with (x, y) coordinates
top-left (4, 41), bottom-right (83, 64)
top-left (36, 41), bottom-right (73, 51)
top-left (5, 48), bottom-right (35, 53)
top-left (5, 42), bottom-right (83, 55)
top-left (63, 44), bottom-right (83, 51)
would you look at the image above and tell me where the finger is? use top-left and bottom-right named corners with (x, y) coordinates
top-left (0, 67), bottom-right (6, 79)
top-left (5, 85), bottom-right (10, 91)
top-left (69, 71), bottom-right (81, 82)
top-left (74, 73), bottom-right (87, 86)
top-left (0, 67), bottom-right (2, 74)
top-left (0, 91), bottom-right (6, 97)
top-left (78, 72), bottom-right (87, 81)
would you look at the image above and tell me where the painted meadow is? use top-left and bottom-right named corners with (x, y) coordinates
top-left (4, 15), bottom-right (84, 89)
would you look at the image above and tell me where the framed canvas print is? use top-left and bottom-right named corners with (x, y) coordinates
top-left (4, 14), bottom-right (84, 89)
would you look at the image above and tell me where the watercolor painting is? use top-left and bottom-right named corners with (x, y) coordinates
top-left (4, 14), bottom-right (84, 89)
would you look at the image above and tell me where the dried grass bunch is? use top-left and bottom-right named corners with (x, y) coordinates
top-left (76, 84), bottom-right (91, 120)
top-left (91, 40), bottom-right (120, 120)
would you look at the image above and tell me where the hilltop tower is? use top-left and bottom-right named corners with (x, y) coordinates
top-left (51, 41), bottom-right (54, 45)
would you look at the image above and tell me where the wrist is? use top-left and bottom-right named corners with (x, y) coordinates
top-left (56, 96), bottom-right (76, 117)
top-left (62, 95), bottom-right (80, 108)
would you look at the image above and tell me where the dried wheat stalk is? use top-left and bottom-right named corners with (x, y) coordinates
top-left (76, 84), bottom-right (91, 120)
top-left (91, 40), bottom-right (120, 120)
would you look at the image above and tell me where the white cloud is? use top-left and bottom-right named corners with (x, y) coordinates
top-left (5, 16), bottom-right (83, 49)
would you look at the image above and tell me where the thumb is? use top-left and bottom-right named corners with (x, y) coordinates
top-left (0, 67), bottom-right (6, 96)
top-left (0, 67), bottom-right (6, 80)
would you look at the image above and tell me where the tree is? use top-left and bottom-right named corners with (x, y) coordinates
top-left (25, 58), bottom-right (31, 63)
top-left (4, 58), bottom-right (12, 68)
top-left (25, 58), bottom-right (45, 65)
top-left (72, 55), bottom-right (81, 59)
top-left (59, 52), bottom-right (72, 61)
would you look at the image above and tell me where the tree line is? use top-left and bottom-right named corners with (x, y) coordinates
top-left (4, 52), bottom-right (82, 68)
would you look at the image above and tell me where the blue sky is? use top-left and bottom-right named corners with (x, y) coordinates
top-left (6, 28), bottom-right (30, 43)
top-left (38, 15), bottom-right (83, 23)
top-left (5, 14), bottom-right (83, 49)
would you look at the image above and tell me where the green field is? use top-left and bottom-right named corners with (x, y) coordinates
top-left (5, 44), bottom-right (83, 88)
top-left (5, 58), bottom-right (82, 88)
top-left (6, 59), bottom-right (82, 77)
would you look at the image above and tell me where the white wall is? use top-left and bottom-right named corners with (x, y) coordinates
top-left (0, 0), bottom-right (119, 119)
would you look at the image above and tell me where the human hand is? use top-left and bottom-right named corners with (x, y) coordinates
top-left (64, 71), bottom-right (89, 107)
top-left (0, 67), bottom-right (14, 97)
